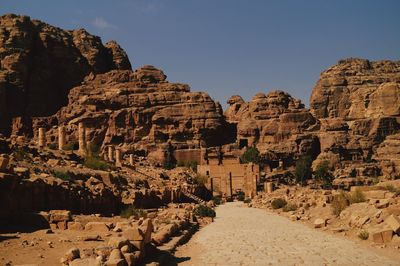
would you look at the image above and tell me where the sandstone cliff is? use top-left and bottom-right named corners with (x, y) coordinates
top-left (0, 14), bottom-right (131, 136)
top-left (34, 66), bottom-right (228, 158)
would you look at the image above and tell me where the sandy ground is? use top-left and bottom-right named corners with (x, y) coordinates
top-left (174, 202), bottom-right (400, 266)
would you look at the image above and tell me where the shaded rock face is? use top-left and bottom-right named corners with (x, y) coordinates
top-left (36, 66), bottom-right (227, 155)
top-left (310, 59), bottom-right (400, 165)
top-left (0, 14), bottom-right (131, 136)
top-left (310, 58), bottom-right (400, 119)
top-left (225, 90), bottom-right (320, 161)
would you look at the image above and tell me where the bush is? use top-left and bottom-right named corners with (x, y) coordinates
top-left (120, 205), bottom-right (147, 219)
top-left (358, 230), bottom-right (369, 240)
top-left (63, 141), bottom-right (79, 151)
top-left (314, 160), bottom-right (334, 188)
top-left (384, 185), bottom-right (400, 194)
top-left (194, 174), bottom-right (208, 186)
top-left (295, 155), bottom-right (312, 185)
top-left (84, 156), bottom-right (111, 171)
top-left (83, 144), bottom-right (112, 171)
top-left (236, 191), bottom-right (245, 201)
top-left (48, 143), bottom-right (58, 150)
top-left (212, 196), bottom-right (222, 205)
top-left (243, 198), bottom-right (251, 204)
top-left (240, 147), bottom-right (260, 164)
top-left (331, 191), bottom-right (350, 216)
top-left (13, 147), bottom-right (28, 161)
top-left (349, 189), bottom-right (366, 204)
top-left (193, 205), bottom-right (216, 218)
top-left (163, 161), bottom-right (176, 170)
top-left (53, 170), bottom-right (72, 181)
top-left (282, 203), bottom-right (297, 212)
top-left (271, 198), bottom-right (287, 209)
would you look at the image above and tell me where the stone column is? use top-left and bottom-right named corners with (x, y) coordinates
top-left (129, 154), bottom-right (134, 166)
top-left (115, 149), bottom-right (122, 167)
top-left (78, 122), bottom-right (86, 155)
top-left (38, 127), bottom-right (46, 148)
top-left (108, 145), bottom-right (114, 161)
top-left (58, 126), bottom-right (66, 150)
top-left (265, 182), bottom-right (274, 194)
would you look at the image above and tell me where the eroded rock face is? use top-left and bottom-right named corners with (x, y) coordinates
top-left (310, 58), bottom-right (400, 119)
top-left (225, 90), bottom-right (320, 161)
top-left (35, 66), bottom-right (227, 157)
top-left (0, 14), bottom-right (131, 136)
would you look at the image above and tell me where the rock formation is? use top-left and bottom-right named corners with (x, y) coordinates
top-left (225, 91), bottom-right (320, 163)
top-left (33, 66), bottom-right (227, 160)
top-left (0, 14), bottom-right (131, 136)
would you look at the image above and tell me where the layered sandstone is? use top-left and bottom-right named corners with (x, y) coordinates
top-left (225, 91), bottom-right (320, 161)
top-left (34, 66), bottom-right (226, 158)
top-left (0, 14), bottom-right (131, 136)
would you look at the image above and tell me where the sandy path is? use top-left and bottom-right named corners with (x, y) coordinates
top-left (174, 202), bottom-right (399, 266)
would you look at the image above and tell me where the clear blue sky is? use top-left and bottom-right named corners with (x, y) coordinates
top-left (2, 0), bottom-right (399, 108)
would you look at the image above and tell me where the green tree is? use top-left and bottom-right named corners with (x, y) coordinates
top-left (240, 147), bottom-right (260, 164)
top-left (295, 155), bottom-right (312, 185)
top-left (314, 160), bottom-right (334, 188)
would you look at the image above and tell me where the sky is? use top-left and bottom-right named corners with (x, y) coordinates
top-left (2, 0), bottom-right (399, 109)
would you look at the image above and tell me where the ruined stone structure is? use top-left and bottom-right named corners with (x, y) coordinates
top-left (197, 151), bottom-right (260, 198)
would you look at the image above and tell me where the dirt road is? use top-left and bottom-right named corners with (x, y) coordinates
top-left (174, 202), bottom-right (399, 265)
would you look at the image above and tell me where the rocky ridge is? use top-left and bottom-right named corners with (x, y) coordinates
top-left (0, 14), bottom-right (131, 136)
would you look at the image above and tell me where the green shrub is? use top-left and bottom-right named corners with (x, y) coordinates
top-left (384, 185), bottom-right (400, 194)
top-left (53, 170), bottom-right (72, 181)
top-left (212, 196), bottom-right (222, 205)
top-left (314, 160), bottom-right (334, 188)
top-left (358, 230), bottom-right (369, 240)
top-left (48, 143), bottom-right (58, 150)
top-left (240, 147), bottom-right (260, 164)
top-left (237, 193), bottom-right (245, 201)
top-left (163, 161), bottom-right (176, 170)
top-left (194, 174), bottom-right (208, 186)
top-left (331, 191), bottom-right (350, 216)
top-left (193, 205), bottom-right (216, 218)
top-left (120, 205), bottom-right (147, 218)
top-left (13, 147), bottom-right (28, 161)
top-left (349, 189), bottom-right (366, 204)
top-left (83, 143), bottom-right (112, 171)
top-left (176, 160), bottom-right (198, 171)
top-left (282, 203), bottom-right (297, 212)
top-left (63, 141), bottom-right (79, 151)
top-left (84, 156), bottom-right (111, 171)
top-left (295, 155), bottom-right (312, 185)
top-left (243, 198), bottom-right (252, 204)
top-left (271, 198), bottom-right (287, 209)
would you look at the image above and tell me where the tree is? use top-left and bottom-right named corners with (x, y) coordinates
top-left (314, 160), bottom-right (334, 188)
top-left (240, 147), bottom-right (260, 164)
top-left (295, 155), bottom-right (312, 185)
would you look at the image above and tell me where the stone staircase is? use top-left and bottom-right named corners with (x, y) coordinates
top-left (181, 190), bottom-right (206, 205)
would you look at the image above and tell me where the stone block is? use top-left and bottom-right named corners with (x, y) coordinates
top-left (108, 237), bottom-right (129, 249)
top-left (49, 210), bottom-right (71, 223)
top-left (84, 222), bottom-right (110, 232)
top-left (385, 215), bottom-right (400, 234)
top-left (68, 222), bottom-right (84, 230)
top-left (0, 156), bottom-right (9, 171)
top-left (371, 228), bottom-right (393, 243)
top-left (123, 227), bottom-right (144, 241)
top-left (57, 221), bottom-right (68, 230)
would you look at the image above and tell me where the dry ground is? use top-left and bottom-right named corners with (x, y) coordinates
top-left (174, 202), bottom-right (400, 266)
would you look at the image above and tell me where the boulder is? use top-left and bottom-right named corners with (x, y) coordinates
top-left (123, 227), bottom-right (144, 241)
top-left (313, 218), bottom-right (326, 228)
